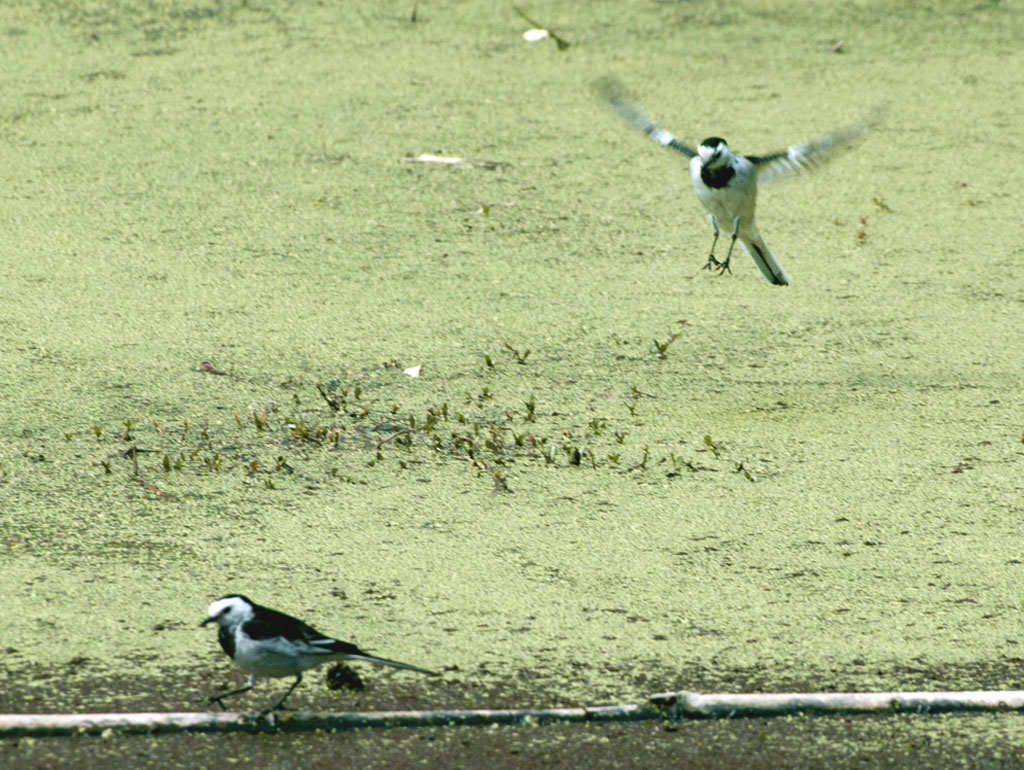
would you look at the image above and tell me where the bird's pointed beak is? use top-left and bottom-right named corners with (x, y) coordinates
top-left (200, 616), bottom-right (214, 627)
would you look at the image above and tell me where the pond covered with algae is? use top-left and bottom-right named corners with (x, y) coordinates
top-left (1, 0), bottom-right (1023, 764)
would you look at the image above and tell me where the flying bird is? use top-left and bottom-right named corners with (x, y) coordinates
top-left (600, 78), bottom-right (874, 285)
top-left (201, 594), bottom-right (437, 713)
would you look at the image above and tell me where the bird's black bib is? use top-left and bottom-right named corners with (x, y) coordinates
top-left (701, 164), bottom-right (736, 189)
top-left (218, 627), bottom-right (236, 658)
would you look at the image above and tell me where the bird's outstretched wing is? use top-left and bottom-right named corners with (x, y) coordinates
top-left (749, 109), bottom-right (883, 185)
top-left (597, 77), bottom-right (696, 158)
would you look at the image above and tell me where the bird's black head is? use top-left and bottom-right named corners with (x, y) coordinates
top-left (698, 137), bottom-right (729, 167)
top-left (216, 593), bottom-right (254, 605)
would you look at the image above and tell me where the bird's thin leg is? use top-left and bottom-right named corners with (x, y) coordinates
top-left (710, 216), bottom-right (741, 277)
top-left (701, 214), bottom-right (722, 273)
top-left (205, 675), bottom-right (256, 710)
top-left (260, 673), bottom-right (303, 715)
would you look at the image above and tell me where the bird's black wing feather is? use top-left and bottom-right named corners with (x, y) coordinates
top-left (597, 77), bottom-right (697, 158)
top-left (243, 604), bottom-right (369, 655)
top-left (745, 149), bottom-right (788, 165)
top-left (749, 118), bottom-right (874, 185)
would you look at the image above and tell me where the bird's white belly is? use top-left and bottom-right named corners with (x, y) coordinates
top-left (689, 158), bottom-right (758, 232)
top-left (232, 635), bottom-right (320, 678)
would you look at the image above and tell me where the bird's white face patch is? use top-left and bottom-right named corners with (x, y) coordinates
top-left (698, 140), bottom-right (727, 167)
top-left (204, 595), bottom-right (254, 628)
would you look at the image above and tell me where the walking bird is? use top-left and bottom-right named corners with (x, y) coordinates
top-left (201, 594), bottom-right (437, 713)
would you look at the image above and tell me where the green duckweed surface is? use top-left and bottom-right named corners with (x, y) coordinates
top-left (1, 0), bottom-right (1022, 730)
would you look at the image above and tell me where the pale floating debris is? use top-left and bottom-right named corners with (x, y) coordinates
top-left (512, 4), bottom-right (570, 49)
top-left (402, 154), bottom-right (468, 165)
top-left (401, 154), bottom-right (500, 170)
top-left (403, 365), bottom-right (422, 378)
top-left (476, 201), bottom-right (516, 215)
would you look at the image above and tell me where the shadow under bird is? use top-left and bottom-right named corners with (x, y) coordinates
top-left (201, 594), bottom-right (438, 713)
top-left (599, 77), bottom-right (877, 285)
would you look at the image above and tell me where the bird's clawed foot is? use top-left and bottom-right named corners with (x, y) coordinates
top-left (703, 254), bottom-right (732, 276)
top-left (203, 682), bottom-right (254, 711)
top-left (255, 710), bottom-right (278, 729)
top-left (257, 698), bottom-right (294, 717)
top-left (256, 674), bottom-right (301, 716)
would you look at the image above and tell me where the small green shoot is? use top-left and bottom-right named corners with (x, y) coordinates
top-left (317, 384), bottom-right (344, 412)
top-left (125, 445), bottom-right (139, 476)
top-left (492, 470), bottom-right (512, 493)
top-left (652, 329), bottom-right (682, 359)
top-left (503, 342), bottom-right (531, 364)
top-left (635, 445), bottom-right (650, 471)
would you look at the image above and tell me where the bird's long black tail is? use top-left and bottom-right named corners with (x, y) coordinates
top-left (348, 653), bottom-right (438, 676)
top-left (740, 230), bottom-right (789, 286)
